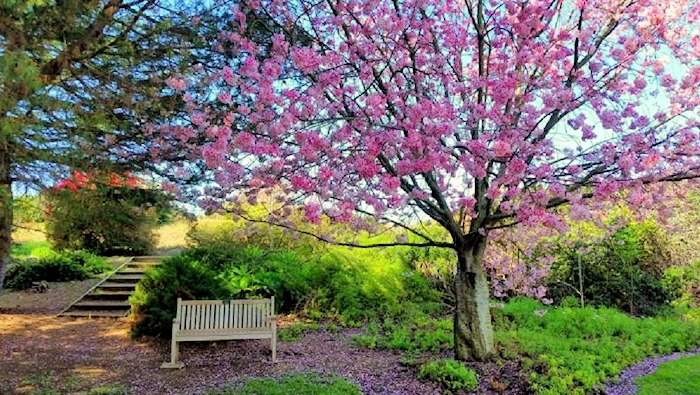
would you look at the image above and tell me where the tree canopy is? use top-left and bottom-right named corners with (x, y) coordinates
top-left (156, 0), bottom-right (700, 359)
top-left (0, 0), bottom-right (215, 292)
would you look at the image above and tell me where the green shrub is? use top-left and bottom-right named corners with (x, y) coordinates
top-left (129, 255), bottom-right (229, 338)
top-left (662, 260), bottom-right (700, 308)
top-left (351, 334), bottom-right (383, 349)
top-left (130, 219), bottom-right (445, 338)
top-left (5, 251), bottom-right (109, 289)
top-left (11, 241), bottom-right (52, 259)
top-left (177, 242), bottom-right (440, 321)
top-left (187, 214), bottom-right (444, 318)
top-left (6, 259), bottom-right (88, 289)
top-left (546, 221), bottom-right (678, 316)
top-left (399, 227), bottom-right (456, 303)
top-left (177, 245), bottom-right (327, 312)
top-left (68, 250), bottom-right (112, 274)
top-left (494, 298), bottom-right (700, 394)
top-left (209, 373), bottom-right (362, 395)
top-left (46, 174), bottom-right (169, 255)
top-left (418, 359), bottom-right (478, 393)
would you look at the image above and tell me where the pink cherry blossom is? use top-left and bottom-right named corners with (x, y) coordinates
top-left (153, 0), bottom-right (700, 313)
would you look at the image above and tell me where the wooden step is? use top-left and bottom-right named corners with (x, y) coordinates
top-left (73, 301), bottom-right (131, 309)
top-left (131, 256), bottom-right (164, 262)
top-left (56, 256), bottom-right (167, 319)
top-left (98, 282), bottom-right (137, 291)
top-left (59, 310), bottom-right (128, 318)
top-left (109, 274), bottom-right (144, 282)
top-left (118, 269), bottom-right (148, 275)
top-left (83, 291), bottom-right (132, 300)
top-left (127, 265), bottom-right (159, 269)
top-left (126, 262), bottom-right (160, 269)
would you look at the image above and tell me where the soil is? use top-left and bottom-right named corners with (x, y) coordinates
top-left (0, 279), bottom-right (102, 315)
top-left (0, 314), bottom-right (529, 395)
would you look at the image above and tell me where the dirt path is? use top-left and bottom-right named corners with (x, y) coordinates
top-left (0, 314), bottom-right (447, 395)
top-left (604, 348), bottom-right (700, 395)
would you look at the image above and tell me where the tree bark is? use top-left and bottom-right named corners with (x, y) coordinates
top-left (454, 235), bottom-right (494, 361)
top-left (0, 144), bottom-right (12, 294)
top-left (0, 143), bottom-right (11, 294)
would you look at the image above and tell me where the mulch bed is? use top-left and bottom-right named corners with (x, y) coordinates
top-left (0, 314), bottom-right (528, 394)
top-left (0, 279), bottom-right (102, 315)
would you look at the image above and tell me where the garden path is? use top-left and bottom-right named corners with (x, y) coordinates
top-left (0, 314), bottom-right (526, 394)
top-left (605, 348), bottom-right (700, 395)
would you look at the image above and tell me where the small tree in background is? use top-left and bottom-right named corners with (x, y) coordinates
top-left (46, 172), bottom-right (169, 256)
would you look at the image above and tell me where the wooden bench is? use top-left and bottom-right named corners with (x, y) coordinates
top-left (161, 297), bottom-right (277, 368)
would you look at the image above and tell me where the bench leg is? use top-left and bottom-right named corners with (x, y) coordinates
top-left (161, 326), bottom-right (184, 368)
top-left (271, 320), bottom-right (277, 362)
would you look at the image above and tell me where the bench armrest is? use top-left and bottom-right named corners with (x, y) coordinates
top-left (172, 318), bottom-right (180, 324)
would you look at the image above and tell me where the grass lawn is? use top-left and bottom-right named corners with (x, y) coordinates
top-left (209, 373), bottom-right (362, 395)
top-left (636, 354), bottom-right (700, 395)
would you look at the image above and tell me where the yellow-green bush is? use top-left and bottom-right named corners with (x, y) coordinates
top-left (129, 241), bottom-right (443, 338)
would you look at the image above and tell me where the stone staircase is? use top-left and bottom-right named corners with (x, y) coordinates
top-left (58, 256), bottom-right (163, 318)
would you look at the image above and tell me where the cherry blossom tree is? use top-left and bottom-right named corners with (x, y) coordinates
top-left (157, 0), bottom-right (700, 360)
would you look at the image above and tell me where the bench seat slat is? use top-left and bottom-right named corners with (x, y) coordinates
top-left (177, 332), bottom-right (274, 342)
top-left (178, 327), bottom-right (272, 335)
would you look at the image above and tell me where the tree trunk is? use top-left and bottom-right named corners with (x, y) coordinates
top-left (454, 235), bottom-right (494, 361)
top-left (0, 145), bottom-right (11, 295)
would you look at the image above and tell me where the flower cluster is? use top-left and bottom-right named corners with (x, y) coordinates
top-left (152, 0), bottom-right (700, 298)
top-left (55, 171), bottom-right (140, 191)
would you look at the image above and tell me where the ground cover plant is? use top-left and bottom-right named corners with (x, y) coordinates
top-left (208, 373), bottom-right (362, 395)
top-left (351, 316), bottom-right (453, 354)
top-left (417, 359), bottom-right (478, 393)
top-left (345, 296), bottom-right (700, 394)
top-left (493, 298), bottom-right (700, 394)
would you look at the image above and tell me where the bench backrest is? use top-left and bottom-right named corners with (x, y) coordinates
top-left (175, 297), bottom-right (275, 332)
